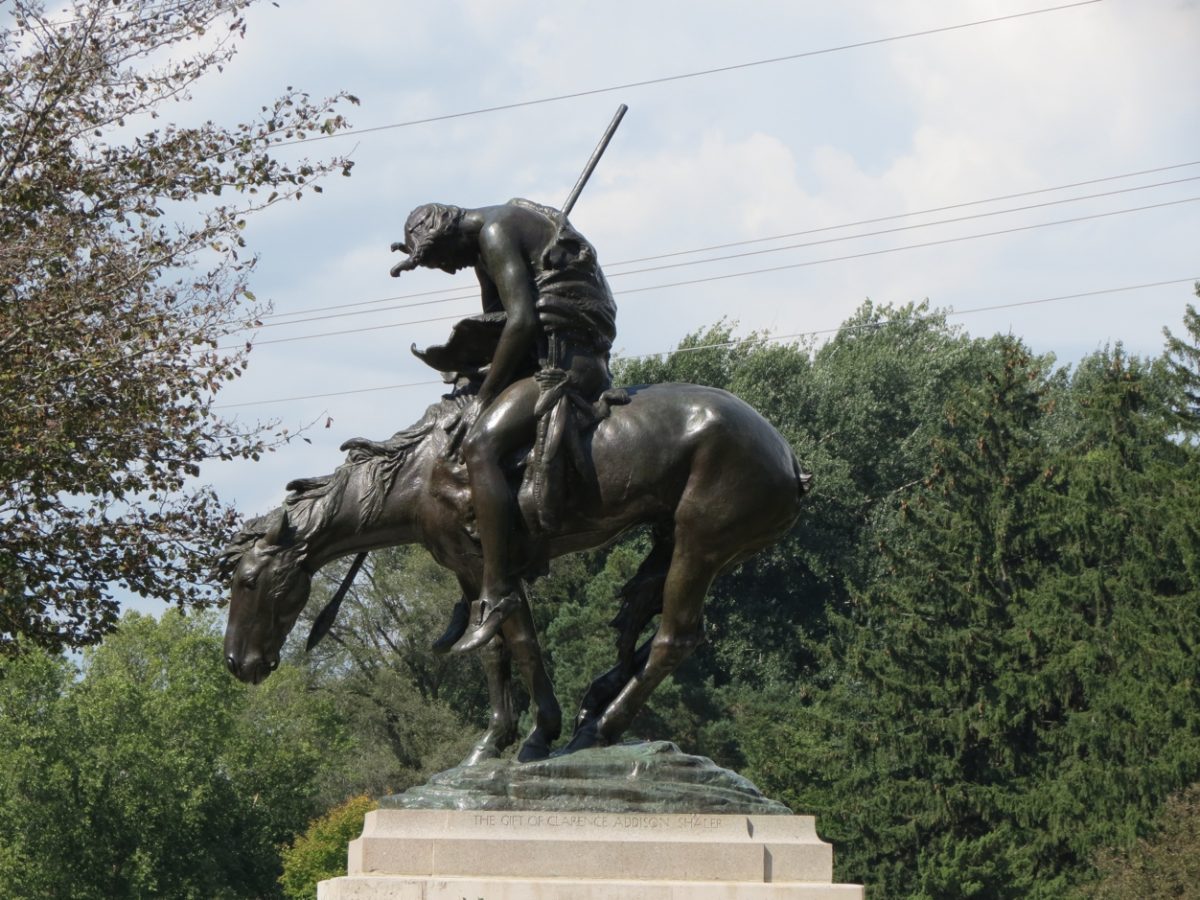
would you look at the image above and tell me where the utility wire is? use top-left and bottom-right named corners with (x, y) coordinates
top-left (230, 310), bottom-right (469, 349)
top-left (615, 196), bottom-right (1200, 297)
top-left (608, 176), bottom-right (1200, 280)
top-left (266, 1), bottom-right (1104, 149)
top-left (255, 159), bottom-right (1200, 323)
top-left (216, 377), bottom-right (444, 409)
top-left (217, 195), bottom-right (1200, 351)
top-left (213, 276), bottom-right (1199, 410)
top-left (243, 173), bottom-right (1200, 333)
top-left (612, 159), bottom-right (1200, 265)
top-left (251, 292), bottom-right (478, 330)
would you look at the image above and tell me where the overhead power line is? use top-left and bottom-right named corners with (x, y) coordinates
top-left (268, 1), bottom-right (1104, 149)
top-left (608, 176), bottom-right (1200, 280)
top-left (614, 196), bottom-right (1200, 298)
top-left (218, 194), bottom-right (1200, 351)
top-left (255, 159), bottom-right (1200, 324)
top-left (212, 276), bottom-right (1199, 410)
top-left (613, 160), bottom-right (1200, 265)
top-left (240, 173), bottom-right (1200, 337)
top-left (238, 172), bottom-right (1195, 336)
top-left (229, 310), bottom-right (469, 349)
top-left (216, 378), bottom-right (444, 410)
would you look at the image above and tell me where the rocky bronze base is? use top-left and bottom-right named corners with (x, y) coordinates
top-left (381, 740), bottom-right (792, 815)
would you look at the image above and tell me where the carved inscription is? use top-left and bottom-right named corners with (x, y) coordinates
top-left (470, 812), bottom-right (724, 832)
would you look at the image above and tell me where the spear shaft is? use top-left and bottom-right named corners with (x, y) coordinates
top-left (557, 103), bottom-right (627, 228)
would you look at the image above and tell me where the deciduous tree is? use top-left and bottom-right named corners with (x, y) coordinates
top-left (0, 0), bottom-right (356, 651)
top-left (0, 611), bottom-right (344, 898)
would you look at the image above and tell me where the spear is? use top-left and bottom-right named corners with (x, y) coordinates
top-left (547, 103), bottom-right (628, 254)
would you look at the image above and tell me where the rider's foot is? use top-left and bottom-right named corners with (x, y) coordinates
top-left (430, 599), bottom-right (470, 654)
top-left (451, 590), bottom-right (520, 653)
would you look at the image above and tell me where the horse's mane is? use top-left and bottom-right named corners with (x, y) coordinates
top-left (217, 393), bottom-right (465, 579)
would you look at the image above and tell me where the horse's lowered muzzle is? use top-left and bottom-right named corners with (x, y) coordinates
top-left (225, 652), bottom-right (277, 685)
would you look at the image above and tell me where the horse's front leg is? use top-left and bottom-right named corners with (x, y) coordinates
top-left (501, 587), bottom-right (562, 762)
top-left (459, 633), bottom-right (518, 766)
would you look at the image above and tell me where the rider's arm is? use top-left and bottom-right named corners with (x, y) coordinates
top-left (475, 266), bottom-right (503, 315)
top-left (475, 219), bottom-right (538, 409)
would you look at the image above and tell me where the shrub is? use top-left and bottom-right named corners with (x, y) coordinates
top-left (279, 795), bottom-right (378, 900)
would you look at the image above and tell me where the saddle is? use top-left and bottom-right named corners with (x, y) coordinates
top-left (413, 313), bottom-right (629, 537)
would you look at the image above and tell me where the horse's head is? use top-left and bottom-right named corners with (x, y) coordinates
top-left (220, 508), bottom-right (312, 684)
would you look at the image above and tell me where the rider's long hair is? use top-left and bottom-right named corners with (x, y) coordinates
top-left (402, 203), bottom-right (466, 267)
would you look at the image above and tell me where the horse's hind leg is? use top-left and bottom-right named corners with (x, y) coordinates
top-left (569, 529), bottom-right (723, 750)
top-left (574, 528), bottom-right (672, 733)
top-left (502, 589), bottom-right (562, 762)
top-left (573, 635), bottom-right (653, 736)
top-left (611, 526), bottom-right (673, 670)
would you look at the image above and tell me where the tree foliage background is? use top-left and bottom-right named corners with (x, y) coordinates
top-left (3, 294), bottom-right (1198, 897)
top-left (0, 611), bottom-right (343, 898)
top-left (0, 0), bottom-right (355, 651)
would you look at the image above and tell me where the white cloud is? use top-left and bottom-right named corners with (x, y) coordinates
top-left (84, 0), bottom-right (1197, 605)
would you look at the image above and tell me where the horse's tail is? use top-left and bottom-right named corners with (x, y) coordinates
top-left (793, 452), bottom-right (815, 501)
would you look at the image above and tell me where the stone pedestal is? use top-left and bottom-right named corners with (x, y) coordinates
top-left (317, 809), bottom-right (864, 899)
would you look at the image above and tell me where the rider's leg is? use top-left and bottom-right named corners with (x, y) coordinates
top-left (455, 378), bottom-right (539, 651)
top-left (454, 352), bottom-right (607, 653)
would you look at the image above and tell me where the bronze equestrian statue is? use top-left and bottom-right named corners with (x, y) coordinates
top-left (221, 195), bottom-right (812, 763)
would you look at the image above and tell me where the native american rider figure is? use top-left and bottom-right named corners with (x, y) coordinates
top-left (380, 199), bottom-right (626, 653)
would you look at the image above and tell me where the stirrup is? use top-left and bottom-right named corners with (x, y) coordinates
top-left (451, 591), bottom-right (520, 653)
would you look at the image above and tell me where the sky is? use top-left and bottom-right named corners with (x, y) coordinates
top-left (110, 0), bottom-right (1199, 611)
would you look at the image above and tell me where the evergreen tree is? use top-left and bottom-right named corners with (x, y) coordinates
top-left (1073, 783), bottom-right (1200, 899)
top-left (1160, 285), bottom-right (1200, 434)
top-left (756, 330), bottom-right (1200, 898)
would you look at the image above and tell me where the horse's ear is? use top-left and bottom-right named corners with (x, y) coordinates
top-left (263, 508), bottom-right (288, 547)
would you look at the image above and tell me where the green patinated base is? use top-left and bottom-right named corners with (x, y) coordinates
top-left (381, 740), bottom-right (792, 815)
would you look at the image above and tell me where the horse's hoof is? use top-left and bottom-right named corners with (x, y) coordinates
top-left (430, 599), bottom-right (470, 654)
top-left (517, 734), bottom-right (552, 763)
top-left (561, 724), bottom-right (607, 755)
top-left (459, 743), bottom-right (499, 767)
top-left (451, 591), bottom-right (519, 653)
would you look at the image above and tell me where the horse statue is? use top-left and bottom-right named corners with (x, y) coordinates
top-left (220, 380), bottom-right (811, 763)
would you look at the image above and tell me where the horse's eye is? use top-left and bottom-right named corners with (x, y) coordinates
top-left (241, 575), bottom-right (258, 590)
